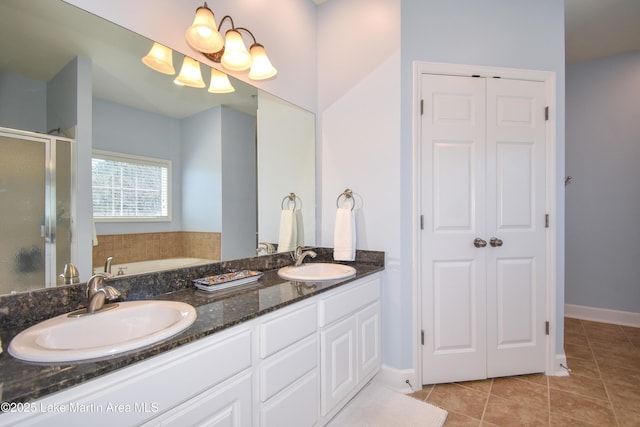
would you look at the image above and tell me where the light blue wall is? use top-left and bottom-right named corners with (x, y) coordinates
top-left (566, 51), bottom-right (640, 313)
top-left (0, 72), bottom-right (47, 133)
top-left (181, 107), bottom-right (223, 233)
top-left (400, 0), bottom-right (566, 366)
top-left (92, 97), bottom-right (182, 235)
top-left (220, 108), bottom-right (257, 260)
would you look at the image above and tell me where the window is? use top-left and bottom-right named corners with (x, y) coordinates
top-left (92, 150), bottom-right (171, 221)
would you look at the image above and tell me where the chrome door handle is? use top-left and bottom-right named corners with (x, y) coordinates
top-left (490, 237), bottom-right (503, 247)
top-left (473, 238), bottom-right (487, 248)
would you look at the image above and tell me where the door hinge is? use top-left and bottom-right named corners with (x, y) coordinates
top-left (421, 330), bottom-right (425, 345)
top-left (545, 321), bottom-right (550, 336)
top-left (545, 214), bottom-right (550, 228)
top-left (545, 106), bottom-right (549, 121)
top-left (420, 215), bottom-right (424, 230)
top-left (420, 99), bottom-right (424, 116)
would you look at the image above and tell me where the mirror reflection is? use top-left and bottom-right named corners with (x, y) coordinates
top-left (0, 0), bottom-right (315, 296)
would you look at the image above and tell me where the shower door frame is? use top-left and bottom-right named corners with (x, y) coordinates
top-left (0, 127), bottom-right (77, 289)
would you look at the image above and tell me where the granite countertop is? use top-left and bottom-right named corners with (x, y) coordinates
top-left (0, 249), bottom-right (384, 404)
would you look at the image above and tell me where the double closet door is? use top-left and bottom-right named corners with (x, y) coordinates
top-left (420, 74), bottom-right (548, 384)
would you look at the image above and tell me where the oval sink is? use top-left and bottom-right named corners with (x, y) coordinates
top-left (8, 300), bottom-right (197, 363)
top-left (278, 263), bottom-right (356, 282)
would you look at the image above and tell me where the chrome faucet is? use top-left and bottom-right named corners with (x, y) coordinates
top-left (293, 246), bottom-right (317, 266)
top-left (86, 273), bottom-right (121, 314)
top-left (104, 256), bottom-right (114, 275)
top-left (256, 242), bottom-right (276, 256)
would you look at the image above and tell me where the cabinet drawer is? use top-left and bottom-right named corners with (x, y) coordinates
top-left (259, 302), bottom-right (317, 358)
top-left (260, 334), bottom-right (317, 402)
top-left (260, 371), bottom-right (318, 427)
top-left (319, 276), bottom-right (380, 327)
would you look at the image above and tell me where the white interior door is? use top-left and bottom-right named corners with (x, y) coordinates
top-left (420, 75), bottom-right (488, 384)
top-left (485, 78), bottom-right (547, 377)
top-left (420, 74), bottom-right (547, 384)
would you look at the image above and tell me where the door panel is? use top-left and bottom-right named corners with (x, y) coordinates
top-left (486, 78), bottom-right (547, 377)
top-left (421, 75), bottom-right (487, 384)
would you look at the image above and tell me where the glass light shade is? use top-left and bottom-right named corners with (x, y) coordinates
top-left (185, 5), bottom-right (224, 53)
top-left (248, 44), bottom-right (277, 80)
top-left (174, 57), bottom-right (206, 88)
top-left (221, 30), bottom-right (252, 71)
top-left (141, 43), bottom-right (175, 75)
top-left (208, 68), bottom-right (235, 93)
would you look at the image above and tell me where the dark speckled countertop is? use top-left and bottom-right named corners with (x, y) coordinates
top-left (0, 248), bottom-right (384, 404)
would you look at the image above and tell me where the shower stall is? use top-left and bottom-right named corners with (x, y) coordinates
top-left (0, 127), bottom-right (76, 295)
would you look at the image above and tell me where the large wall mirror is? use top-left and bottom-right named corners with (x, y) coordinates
top-left (0, 0), bottom-right (315, 295)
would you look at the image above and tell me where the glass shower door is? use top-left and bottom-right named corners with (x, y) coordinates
top-left (0, 130), bottom-right (74, 294)
top-left (0, 133), bottom-right (47, 294)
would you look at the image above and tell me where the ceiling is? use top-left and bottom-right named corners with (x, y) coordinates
top-left (564, 0), bottom-right (640, 64)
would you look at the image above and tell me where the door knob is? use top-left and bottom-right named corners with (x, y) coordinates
top-left (490, 237), bottom-right (503, 247)
top-left (473, 238), bottom-right (487, 248)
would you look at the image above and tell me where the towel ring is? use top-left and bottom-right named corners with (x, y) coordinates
top-left (336, 188), bottom-right (354, 211)
top-left (281, 192), bottom-right (301, 210)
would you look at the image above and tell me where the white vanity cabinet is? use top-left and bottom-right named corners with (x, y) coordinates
top-left (2, 325), bottom-right (254, 426)
top-left (318, 275), bottom-right (381, 421)
top-left (1, 273), bottom-right (381, 427)
top-left (257, 301), bottom-right (319, 427)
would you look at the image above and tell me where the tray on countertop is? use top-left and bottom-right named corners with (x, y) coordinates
top-left (192, 270), bottom-right (263, 292)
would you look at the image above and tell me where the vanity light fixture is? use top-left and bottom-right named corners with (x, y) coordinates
top-left (208, 68), bottom-right (235, 93)
top-left (174, 56), bottom-right (206, 88)
top-left (185, 2), bottom-right (277, 80)
top-left (141, 42), bottom-right (176, 75)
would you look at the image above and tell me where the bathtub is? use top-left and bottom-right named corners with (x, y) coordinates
top-left (94, 257), bottom-right (216, 277)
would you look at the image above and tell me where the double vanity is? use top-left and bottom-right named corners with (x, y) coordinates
top-left (0, 249), bottom-right (384, 426)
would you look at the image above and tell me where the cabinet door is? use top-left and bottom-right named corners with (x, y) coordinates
top-left (142, 372), bottom-right (253, 427)
top-left (357, 302), bottom-right (381, 382)
top-left (320, 316), bottom-right (357, 416)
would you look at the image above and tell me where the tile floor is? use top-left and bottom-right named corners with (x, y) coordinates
top-left (409, 318), bottom-right (640, 426)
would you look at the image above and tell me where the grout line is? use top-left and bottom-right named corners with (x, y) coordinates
top-left (479, 378), bottom-right (493, 423)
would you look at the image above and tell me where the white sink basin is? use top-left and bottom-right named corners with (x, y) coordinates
top-left (8, 300), bottom-right (197, 363)
top-left (278, 263), bottom-right (356, 281)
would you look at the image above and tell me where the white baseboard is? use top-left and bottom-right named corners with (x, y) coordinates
top-left (565, 304), bottom-right (640, 328)
top-left (376, 365), bottom-right (417, 394)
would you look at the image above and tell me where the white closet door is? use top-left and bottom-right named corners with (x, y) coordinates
top-left (485, 78), bottom-right (547, 377)
top-left (420, 74), bottom-right (548, 384)
top-left (420, 74), bottom-right (488, 384)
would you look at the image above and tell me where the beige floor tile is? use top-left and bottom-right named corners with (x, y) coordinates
top-left (408, 384), bottom-right (433, 402)
top-left (491, 377), bottom-right (548, 409)
top-left (455, 378), bottom-right (493, 394)
top-left (592, 345), bottom-right (640, 372)
top-left (549, 413), bottom-right (600, 427)
top-left (600, 364), bottom-right (640, 389)
top-left (615, 408), bottom-right (640, 427)
top-left (565, 330), bottom-right (590, 346)
top-left (565, 355), bottom-right (600, 378)
top-left (443, 410), bottom-right (482, 426)
top-left (564, 342), bottom-right (595, 360)
top-left (605, 381), bottom-right (640, 413)
top-left (483, 394), bottom-right (548, 426)
top-left (548, 374), bottom-right (609, 401)
top-left (564, 317), bottom-right (584, 332)
top-left (549, 388), bottom-right (617, 426)
top-left (514, 373), bottom-right (549, 386)
top-left (427, 383), bottom-right (489, 420)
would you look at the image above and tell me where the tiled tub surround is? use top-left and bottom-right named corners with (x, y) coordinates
top-left (91, 231), bottom-right (221, 268)
top-left (0, 248), bottom-right (384, 404)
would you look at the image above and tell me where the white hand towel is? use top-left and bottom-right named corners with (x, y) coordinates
top-left (277, 208), bottom-right (297, 252)
top-left (295, 209), bottom-right (305, 247)
top-left (333, 205), bottom-right (356, 261)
